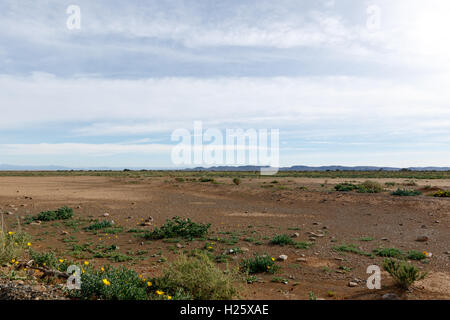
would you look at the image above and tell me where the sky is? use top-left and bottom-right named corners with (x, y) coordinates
top-left (1, 0), bottom-right (450, 168)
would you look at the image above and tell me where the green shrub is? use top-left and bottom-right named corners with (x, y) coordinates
top-left (175, 177), bottom-right (185, 182)
top-left (29, 249), bottom-right (72, 272)
top-left (85, 220), bottom-right (113, 231)
top-left (373, 247), bottom-right (403, 258)
top-left (406, 250), bottom-right (427, 261)
top-left (383, 258), bottom-right (427, 289)
top-left (200, 178), bottom-right (215, 183)
top-left (33, 206), bottom-right (73, 222)
top-left (357, 181), bottom-right (384, 193)
top-left (391, 188), bottom-right (422, 196)
top-left (241, 253), bottom-right (279, 274)
top-left (232, 178), bottom-right (241, 185)
top-left (153, 252), bottom-right (238, 300)
top-left (70, 266), bottom-right (149, 300)
top-left (143, 217), bottom-right (210, 240)
top-left (0, 231), bottom-right (30, 265)
top-left (334, 183), bottom-right (358, 192)
top-left (270, 234), bottom-right (294, 246)
top-left (432, 190), bottom-right (450, 197)
top-left (333, 244), bottom-right (373, 257)
top-left (295, 241), bottom-right (313, 249)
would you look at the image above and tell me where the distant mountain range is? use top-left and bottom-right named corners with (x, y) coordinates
top-left (0, 163), bottom-right (449, 171)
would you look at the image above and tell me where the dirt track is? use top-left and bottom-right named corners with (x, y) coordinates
top-left (1, 175), bottom-right (449, 300)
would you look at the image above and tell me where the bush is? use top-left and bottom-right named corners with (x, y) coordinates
top-left (153, 252), bottom-right (238, 300)
top-left (391, 188), bottom-right (422, 196)
top-left (143, 217), bottom-right (210, 240)
top-left (334, 183), bottom-right (358, 192)
top-left (70, 265), bottom-right (150, 300)
top-left (383, 258), bottom-right (427, 289)
top-left (241, 253), bottom-right (279, 274)
top-left (29, 249), bottom-right (72, 272)
top-left (0, 230), bottom-right (30, 265)
top-left (373, 247), bottom-right (403, 258)
top-left (232, 178), bottom-right (241, 185)
top-left (432, 190), bottom-right (450, 197)
top-left (269, 234), bottom-right (294, 246)
top-left (32, 206), bottom-right (73, 222)
top-left (406, 250), bottom-right (427, 261)
top-left (85, 220), bottom-right (113, 231)
top-left (357, 181), bottom-right (384, 193)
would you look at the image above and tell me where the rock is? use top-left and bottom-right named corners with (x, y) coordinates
top-left (241, 247), bottom-right (250, 252)
top-left (61, 231), bottom-right (69, 235)
top-left (382, 293), bottom-right (399, 300)
top-left (444, 251), bottom-right (450, 255)
top-left (381, 237), bottom-right (389, 241)
top-left (312, 222), bottom-right (320, 225)
top-left (348, 281), bottom-right (358, 287)
top-left (292, 232), bottom-right (300, 238)
top-left (277, 255), bottom-right (288, 261)
top-left (296, 258), bottom-right (307, 262)
top-left (416, 236), bottom-right (429, 242)
top-left (421, 225), bottom-right (427, 229)
top-left (102, 213), bottom-right (110, 217)
top-left (6, 211), bottom-right (14, 215)
top-left (176, 243), bottom-right (183, 248)
top-left (435, 220), bottom-right (440, 224)
top-left (334, 257), bottom-right (344, 261)
top-left (76, 205), bottom-right (81, 209)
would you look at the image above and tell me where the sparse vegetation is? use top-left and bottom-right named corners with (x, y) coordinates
top-left (85, 220), bottom-right (113, 231)
top-left (0, 230), bottom-right (30, 265)
top-left (391, 188), bottom-right (422, 196)
top-left (30, 206), bottom-right (73, 222)
top-left (373, 247), bottom-right (403, 258)
top-left (269, 234), bottom-right (294, 246)
top-left (383, 258), bottom-right (427, 289)
top-left (357, 181), bottom-right (384, 193)
top-left (143, 217), bottom-right (210, 240)
top-left (232, 178), bottom-right (241, 185)
top-left (241, 253), bottom-right (279, 274)
top-left (432, 190), bottom-right (450, 197)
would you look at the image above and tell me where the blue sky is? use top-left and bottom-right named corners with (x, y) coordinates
top-left (1, 0), bottom-right (450, 168)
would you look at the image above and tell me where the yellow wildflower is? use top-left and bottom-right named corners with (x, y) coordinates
top-left (102, 279), bottom-right (111, 286)
top-left (147, 281), bottom-right (152, 287)
top-left (156, 290), bottom-right (164, 295)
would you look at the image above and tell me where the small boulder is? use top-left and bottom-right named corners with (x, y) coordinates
top-left (277, 255), bottom-right (288, 261)
top-left (382, 293), bottom-right (399, 300)
top-left (416, 236), bottom-right (429, 242)
top-left (348, 281), bottom-right (358, 287)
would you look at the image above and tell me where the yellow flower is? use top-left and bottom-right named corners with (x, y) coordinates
top-left (102, 279), bottom-right (111, 286)
top-left (156, 290), bottom-right (164, 295)
top-left (84, 261), bottom-right (89, 266)
top-left (101, 267), bottom-right (105, 272)
top-left (43, 262), bottom-right (46, 266)
top-left (8, 231), bottom-right (14, 236)
top-left (207, 246), bottom-right (212, 249)
top-left (11, 259), bottom-right (15, 263)
top-left (59, 259), bottom-right (64, 263)
top-left (82, 269), bottom-right (85, 274)
top-left (138, 274), bottom-right (143, 278)
top-left (15, 261), bottom-right (19, 265)
top-left (147, 281), bottom-right (152, 287)
top-left (27, 242), bottom-right (32, 247)
top-left (168, 296), bottom-right (172, 300)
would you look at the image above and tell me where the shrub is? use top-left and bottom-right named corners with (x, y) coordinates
top-left (334, 183), bottom-right (358, 192)
top-left (241, 253), bottom-right (279, 274)
top-left (0, 230), bottom-right (30, 265)
top-left (406, 250), bottom-right (427, 261)
top-left (175, 177), bottom-right (185, 182)
top-left (200, 178), bottom-right (215, 183)
top-left (332, 244), bottom-right (373, 257)
top-left (391, 188), bottom-right (422, 196)
top-left (373, 247), bottom-right (404, 258)
top-left (357, 181), bottom-right (384, 193)
top-left (153, 252), bottom-right (238, 300)
top-left (32, 206), bottom-right (73, 222)
top-left (70, 265), bottom-right (149, 300)
top-left (383, 258), bottom-right (427, 289)
top-left (85, 220), bottom-right (113, 231)
top-left (432, 190), bottom-right (450, 197)
top-left (232, 178), bottom-right (241, 185)
top-left (295, 241), bottom-right (313, 249)
top-left (270, 234), bottom-right (294, 246)
top-left (28, 249), bottom-right (72, 272)
top-left (143, 217), bottom-right (210, 240)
